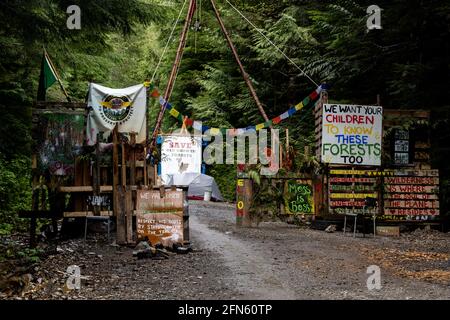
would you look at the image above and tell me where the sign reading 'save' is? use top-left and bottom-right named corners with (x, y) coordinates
top-left (160, 135), bottom-right (202, 183)
top-left (321, 104), bottom-right (383, 166)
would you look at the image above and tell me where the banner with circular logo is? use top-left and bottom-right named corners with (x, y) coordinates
top-left (86, 83), bottom-right (147, 145)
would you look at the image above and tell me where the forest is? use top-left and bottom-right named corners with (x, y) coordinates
top-left (1, 0), bottom-right (450, 236)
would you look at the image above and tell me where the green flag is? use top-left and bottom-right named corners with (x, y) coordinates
top-left (37, 51), bottom-right (59, 101)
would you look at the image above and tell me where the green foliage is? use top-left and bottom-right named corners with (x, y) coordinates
top-left (0, 157), bottom-right (32, 234)
top-left (208, 164), bottom-right (236, 201)
top-left (1, 0), bottom-right (450, 220)
top-left (0, 244), bottom-right (43, 263)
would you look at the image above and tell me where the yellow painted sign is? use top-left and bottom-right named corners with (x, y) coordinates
top-left (330, 169), bottom-right (395, 176)
top-left (330, 193), bottom-right (377, 199)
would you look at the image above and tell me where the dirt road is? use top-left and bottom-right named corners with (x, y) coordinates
top-left (2, 200), bottom-right (450, 300)
top-left (190, 201), bottom-right (450, 300)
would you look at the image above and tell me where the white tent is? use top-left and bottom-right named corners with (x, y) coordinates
top-left (164, 173), bottom-right (223, 201)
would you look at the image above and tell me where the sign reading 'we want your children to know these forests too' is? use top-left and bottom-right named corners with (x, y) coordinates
top-left (321, 104), bottom-right (383, 166)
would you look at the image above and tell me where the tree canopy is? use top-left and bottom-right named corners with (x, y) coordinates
top-left (1, 0), bottom-right (450, 225)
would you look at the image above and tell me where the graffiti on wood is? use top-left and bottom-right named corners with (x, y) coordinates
top-left (36, 113), bottom-right (84, 176)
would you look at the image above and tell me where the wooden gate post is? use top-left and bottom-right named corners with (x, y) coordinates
top-left (242, 179), bottom-right (254, 227)
top-left (113, 127), bottom-right (126, 244)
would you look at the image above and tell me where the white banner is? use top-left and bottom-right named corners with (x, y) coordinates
top-left (321, 104), bottom-right (383, 166)
top-left (86, 83), bottom-right (147, 145)
top-left (160, 135), bottom-right (202, 183)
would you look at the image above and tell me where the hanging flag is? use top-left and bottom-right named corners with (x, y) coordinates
top-left (37, 52), bottom-right (58, 101)
top-left (86, 83), bottom-right (147, 145)
top-left (37, 49), bottom-right (70, 101)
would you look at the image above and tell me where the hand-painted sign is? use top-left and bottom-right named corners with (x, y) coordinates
top-left (136, 190), bottom-right (184, 246)
top-left (284, 180), bottom-right (314, 214)
top-left (328, 169), bottom-right (380, 214)
top-left (385, 177), bottom-right (439, 185)
top-left (384, 208), bottom-right (438, 216)
top-left (330, 169), bottom-right (394, 176)
top-left (321, 104), bottom-right (383, 166)
top-left (383, 170), bottom-right (440, 219)
top-left (385, 185), bottom-right (438, 193)
top-left (160, 135), bottom-right (202, 183)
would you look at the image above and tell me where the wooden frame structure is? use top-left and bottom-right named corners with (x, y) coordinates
top-left (25, 101), bottom-right (155, 246)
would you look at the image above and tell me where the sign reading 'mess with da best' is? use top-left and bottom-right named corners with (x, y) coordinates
top-left (321, 104), bottom-right (383, 166)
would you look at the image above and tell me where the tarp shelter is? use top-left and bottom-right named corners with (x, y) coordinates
top-left (164, 173), bottom-right (223, 201)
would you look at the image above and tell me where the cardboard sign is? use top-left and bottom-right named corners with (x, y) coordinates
top-left (136, 190), bottom-right (184, 246)
top-left (321, 104), bottom-right (383, 166)
top-left (160, 135), bottom-right (202, 182)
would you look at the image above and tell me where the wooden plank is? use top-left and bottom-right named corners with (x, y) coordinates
top-left (376, 226), bottom-right (400, 237)
top-left (63, 211), bottom-right (112, 218)
top-left (116, 186), bottom-right (126, 244)
top-left (329, 177), bottom-right (377, 183)
top-left (393, 169), bottom-right (438, 177)
top-left (59, 185), bottom-right (138, 193)
top-left (385, 200), bottom-right (439, 209)
top-left (330, 169), bottom-right (395, 176)
top-left (415, 142), bottom-right (431, 149)
top-left (143, 147), bottom-right (148, 186)
top-left (121, 140), bottom-right (126, 187)
top-left (59, 186), bottom-right (94, 192)
top-left (384, 208), bottom-right (439, 216)
top-left (330, 200), bottom-right (366, 207)
top-left (332, 207), bottom-right (378, 214)
top-left (385, 193), bottom-right (439, 200)
top-left (113, 128), bottom-right (126, 244)
top-left (136, 190), bottom-right (184, 211)
top-left (329, 185), bottom-right (376, 192)
top-left (384, 176), bottom-right (439, 185)
top-left (330, 193), bottom-right (378, 199)
top-left (385, 185), bottom-right (438, 193)
top-left (126, 188), bottom-right (133, 244)
top-left (383, 109), bottom-right (430, 119)
top-left (130, 133), bottom-right (136, 219)
top-left (414, 152), bottom-right (430, 160)
top-left (82, 159), bottom-right (91, 186)
top-left (129, 135), bottom-right (137, 246)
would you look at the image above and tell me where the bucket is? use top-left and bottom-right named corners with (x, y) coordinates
top-left (204, 190), bottom-right (212, 201)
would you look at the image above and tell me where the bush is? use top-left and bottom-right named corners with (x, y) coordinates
top-left (0, 157), bottom-right (32, 234)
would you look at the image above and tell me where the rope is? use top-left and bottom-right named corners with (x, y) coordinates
top-left (224, 0), bottom-right (319, 87)
top-left (150, 0), bottom-right (188, 83)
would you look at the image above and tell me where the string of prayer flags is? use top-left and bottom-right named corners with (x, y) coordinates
top-left (157, 84), bottom-right (325, 133)
top-left (145, 81), bottom-right (328, 134)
